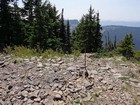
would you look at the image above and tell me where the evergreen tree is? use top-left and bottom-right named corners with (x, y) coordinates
top-left (59, 8), bottom-right (66, 52)
top-left (94, 12), bottom-right (102, 52)
top-left (72, 6), bottom-right (102, 52)
top-left (10, 0), bottom-right (26, 45)
top-left (0, 0), bottom-right (13, 47)
top-left (65, 20), bottom-right (71, 53)
top-left (45, 4), bottom-right (61, 51)
top-left (23, 0), bottom-right (62, 51)
top-left (118, 33), bottom-right (135, 59)
top-left (114, 35), bottom-right (117, 49)
top-left (22, 0), bottom-right (36, 46)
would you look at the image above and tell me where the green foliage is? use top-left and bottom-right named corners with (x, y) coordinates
top-left (4, 46), bottom-right (38, 57)
top-left (72, 6), bottom-right (102, 53)
top-left (134, 50), bottom-right (140, 61)
top-left (91, 50), bottom-right (119, 58)
top-left (65, 20), bottom-right (72, 53)
top-left (41, 49), bottom-right (64, 58)
top-left (72, 50), bottom-right (81, 57)
top-left (118, 33), bottom-right (135, 59)
top-left (104, 34), bottom-right (117, 52)
top-left (119, 76), bottom-right (130, 80)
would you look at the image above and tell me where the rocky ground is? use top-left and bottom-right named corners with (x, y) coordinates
top-left (0, 54), bottom-right (140, 105)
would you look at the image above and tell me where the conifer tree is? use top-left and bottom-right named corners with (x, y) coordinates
top-left (22, 0), bottom-right (36, 46)
top-left (72, 6), bottom-right (102, 52)
top-left (118, 33), bottom-right (135, 59)
top-left (10, 0), bottom-right (26, 45)
top-left (45, 4), bottom-right (61, 51)
top-left (0, 0), bottom-right (13, 47)
top-left (114, 35), bottom-right (117, 49)
top-left (65, 20), bottom-right (71, 53)
top-left (59, 8), bottom-right (66, 52)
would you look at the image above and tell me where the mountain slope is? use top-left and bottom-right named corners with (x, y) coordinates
top-left (67, 19), bottom-right (140, 50)
top-left (102, 25), bottom-right (140, 50)
top-left (64, 19), bottom-right (79, 32)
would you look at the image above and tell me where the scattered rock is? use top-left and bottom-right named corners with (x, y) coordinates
top-left (129, 78), bottom-right (139, 83)
top-left (37, 62), bottom-right (43, 68)
top-left (0, 54), bottom-right (140, 105)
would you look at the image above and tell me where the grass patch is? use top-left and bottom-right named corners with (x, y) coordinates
top-left (127, 71), bottom-right (136, 78)
top-left (41, 49), bottom-right (64, 58)
top-left (121, 85), bottom-right (129, 91)
top-left (91, 50), bottom-right (119, 58)
top-left (119, 76), bottom-right (130, 80)
top-left (71, 50), bottom-right (80, 57)
top-left (4, 46), bottom-right (38, 57)
top-left (3, 46), bottom-right (81, 58)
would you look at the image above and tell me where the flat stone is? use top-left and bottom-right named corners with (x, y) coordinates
top-left (52, 64), bottom-right (60, 67)
top-left (37, 62), bottom-right (43, 68)
top-left (29, 90), bottom-right (39, 100)
top-left (108, 85), bottom-right (114, 90)
top-left (120, 64), bottom-right (127, 67)
top-left (91, 70), bottom-right (98, 75)
top-left (58, 60), bottom-right (64, 65)
top-left (21, 90), bottom-right (28, 97)
top-left (101, 80), bottom-right (108, 84)
top-left (113, 73), bottom-right (122, 78)
top-left (32, 102), bottom-right (40, 105)
top-left (85, 83), bottom-right (94, 90)
top-left (67, 67), bottom-right (76, 71)
top-left (137, 92), bottom-right (140, 96)
top-left (129, 78), bottom-right (139, 83)
top-left (34, 97), bottom-right (41, 102)
top-left (101, 66), bottom-right (111, 70)
top-left (53, 91), bottom-right (63, 101)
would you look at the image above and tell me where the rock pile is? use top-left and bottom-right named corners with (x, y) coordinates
top-left (0, 54), bottom-right (140, 105)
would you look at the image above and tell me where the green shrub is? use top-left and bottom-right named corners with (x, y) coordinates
top-left (72, 50), bottom-right (80, 57)
top-left (42, 49), bottom-right (63, 58)
top-left (117, 34), bottom-right (135, 59)
top-left (3, 46), bottom-right (13, 54)
top-left (91, 50), bottom-right (119, 58)
top-left (4, 46), bottom-right (38, 57)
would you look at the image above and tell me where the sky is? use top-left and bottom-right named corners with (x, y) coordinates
top-left (19, 0), bottom-right (140, 22)
top-left (48, 0), bottom-right (140, 22)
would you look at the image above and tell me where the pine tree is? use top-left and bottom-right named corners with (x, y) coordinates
top-left (94, 12), bottom-right (102, 52)
top-left (59, 8), bottom-right (66, 52)
top-left (114, 35), bottom-right (117, 49)
top-left (10, 0), bottom-right (26, 45)
top-left (118, 33), bottom-right (135, 59)
top-left (0, 0), bottom-right (13, 47)
top-left (65, 20), bottom-right (71, 53)
top-left (23, 0), bottom-right (62, 51)
top-left (72, 6), bottom-right (102, 53)
top-left (22, 0), bottom-right (36, 46)
top-left (45, 4), bottom-right (61, 51)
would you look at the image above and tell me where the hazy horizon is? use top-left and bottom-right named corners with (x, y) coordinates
top-left (18, 0), bottom-right (140, 22)
top-left (49, 0), bottom-right (140, 22)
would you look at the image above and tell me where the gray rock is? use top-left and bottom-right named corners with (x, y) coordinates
top-left (37, 62), bottom-right (43, 68)
top-left (129, 78), bottom-right (139, 83)
top-left (21, 90), bottom-right (28, 97)
top-left (34, 97), bottom-right (41, 102)
top-left (53, 92), bottom-right (63, 101)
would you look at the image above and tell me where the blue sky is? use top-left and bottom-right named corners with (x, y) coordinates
top-left (49, 0), bottom-right (140, 21)
top-left (19, 0), bottom-right (140, 21)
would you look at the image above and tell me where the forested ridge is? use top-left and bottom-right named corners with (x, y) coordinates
top-left (0, 0), bottom-right (103, 53)
top-left (0, 0), bottom-right (138, 60)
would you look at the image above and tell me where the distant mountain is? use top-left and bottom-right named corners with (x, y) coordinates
top-left (102, 25), bottom-right (140, 50)
top-left (64, 19), bottom-right (79, 32)
top-left (66, 19), bottom-right (140, 50)
top-left (101, 20), bottom-right (140, 27)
